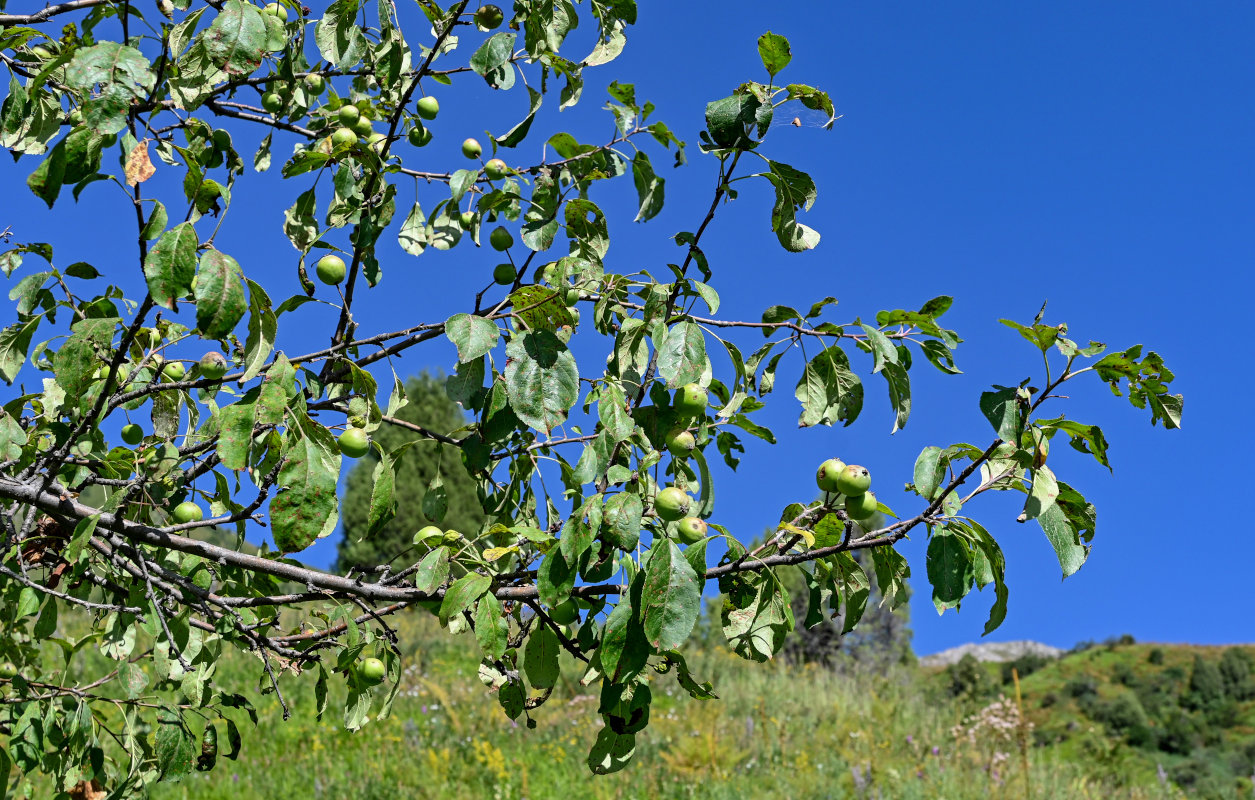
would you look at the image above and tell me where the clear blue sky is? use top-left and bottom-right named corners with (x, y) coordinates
top-left (3, 2), bottom-right (1251, 654)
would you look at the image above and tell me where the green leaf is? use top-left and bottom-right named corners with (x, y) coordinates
top-left (537, 549), bottom-right (576, 607)
top-left (913, 446), bottom-right (945, 500)
top-left (366, 452), bottom-right (397, 538)
top-left (241, 279), bottom-right (276, 382)
top-left (504, 330), bottom-right (579, 434)
top-left (314, 0), bottom-right (366, 67)
top-left (1039, 417), bottom-right (1111, 472)
top-left (641, 540), bottom-right (701, 651)
top-left (704, 93), bottom-right (759, 148)
top-left (980, 386), bottom-right (1021, 441)
top-left (507, 285), bottom-right (574, 331)
top-left (587, 726), bottom-right (635, 775)
top-left (444, 313), bottom-right (499, 363)
top-left (1036, 480), bottom-right (1094, 578)
top-left (195, 250), bottom-right (247, 339)
top-left (474, 594), bottom-right (508, 660)
top-left (657, 321), bottom-right (706, 389)
top-left (762, 159), bottom-right (820, 252)
top-left (283, 188), bottom-right (318, 252)
top-left (601, 492), bottom-right (642, 551)
top-left (204, 0), bottom-right (267, 75)
top-left (440, 573), bottom-right (491, 623)
top-left (720, 572), bottom-right (793, 662)
top-left (756, 31), bottom-right (792, 76)
top-left (470, 32), bottom-right (517, 89)
top-left (1022, 465), bottom-right (1059, 520)
top-left (794, 345), bottom-right (862, 427)
top-left (413, 546), bottom-right (450, 594)
top-left (53, 316), bottom-right (116, 400)
top-left (927, 529), bottom-right (973, 613)
top-left (270, 413), bottom-right (340, 552)
top-left (882, 360), bottom-right (911, 433)
top-left (26, 138), bottom-right (66, 208)
top-left (155, 720), bottom-right (196, 782)
top-left (64, 42), bottom-right (155, 134)
top-left (144, 223), bottom-right (198, 310)
top-left (0, 320), bottom-right (38, 383)
top-left (870, 545), bottom-right (911, 610)
top-left (630, 151), bottom-right (665, 222)
top-left (524, 625), bottom-right (561, 689)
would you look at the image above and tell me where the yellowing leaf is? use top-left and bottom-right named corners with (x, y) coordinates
top-left (125, 139), bottom-right (156, 186)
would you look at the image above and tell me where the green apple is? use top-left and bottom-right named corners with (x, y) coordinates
top-left (493, 263), bottom-right (516, 285)
top-left (483, 158), bottom-right (508, 180)
top-left (475, 4), bottom-right (504, 29)
top-left (358, 657), bottom-right (386, 685)
top-left (834, 464), bottom-right (871, 496)
top-left (414, 525), bottom-right (444, 548)
top-left (338, 428), bottom-right (370, 458)
top-left (665, 428), bottom-right (696, 458)
top-left (563, 287), bottom-right (580, 305)
top-left (316, 254), bottom-right (346, 285)
top-left (489, 226), bottom-right (513, 251)
top-left (844, 491), bottom-right (877, 520)
top-left (162, 361), bottom-right (186, 381)
top-left (460, 211), bottom-right (475, 229)
top-left (367, 131), bottom-right (387, 154)
top-left (68, 108), bottom-right (83, 125)
top-left (408, 124), bottom-right (432, 147)
top-left (673, 383), bottom-right (707, 417)
top-left (337, 104), bottom-right (360, 125)
top-left (120, 423), bottom-right (144, 445)
top-left (675, 516), bottom-right (707, 545)
top-left (263, 2), bottom-right (287, 22)
top-left (304, 73), bottom-right (325, 94)
top-left (815, 458), bottom-right (847, 493)
top-left (261, 92), bottom-right (283, 113)
top-left (0, 662), bottom-right (17, 679)
top-left (199, 351), bottom-right (228, 381)
top-left (462, 137), bottom-right (483, 159)
top-left (330, 127), bottom-right (357, 148)
top-left (654, 486), bottom-right (692, 522)
top-left (549, 599), bottom-right (579, 624)
top-left (172, 501), bottom-right (204, 524)
top-left (352, 116), bottom-right (374, 137)
top-left (415, 96), bottom-right (440, 120)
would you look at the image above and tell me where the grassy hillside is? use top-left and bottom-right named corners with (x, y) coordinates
top-left (13, 609), bottom-right (1253, 799)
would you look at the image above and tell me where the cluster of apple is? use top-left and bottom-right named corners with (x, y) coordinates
top-left (816, 458), bottom-right (878, 521)
top-left (651, 383), bottom-right (711, 544)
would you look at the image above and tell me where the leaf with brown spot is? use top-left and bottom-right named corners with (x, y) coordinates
top-left (124, 139), bottom-right (156, 186)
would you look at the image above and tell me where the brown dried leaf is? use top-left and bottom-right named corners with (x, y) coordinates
top-left (125, 140), bottom-right (157, 187)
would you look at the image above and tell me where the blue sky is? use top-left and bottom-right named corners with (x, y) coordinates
top-left (3, 2), bottom-right (1252, 654)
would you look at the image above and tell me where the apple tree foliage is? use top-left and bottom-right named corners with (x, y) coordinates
top-left (0, 0), bottom-right (1183, 794)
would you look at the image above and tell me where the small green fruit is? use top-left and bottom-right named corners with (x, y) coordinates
top-left (304, 73), bottom-right (325, 94)
top-left (675, 516), bottom-right (707, 545)
top-left (834, 464), bottom-right (872, 496)
top-left (352, 116), bottom-right (374, 137)
top-left (414, 525), bottom-right (444, 546)
top-left (489, 226), bottom-right (513, 251)
top-left (68, 108), bottom-right (83, 125)
top-left (844, 491), bottom-right (878, 520)
top-left (816, 458), bottom-right (847, 493)
top-left (263, 2), bottom-right (288, 22)
top-left (261, 92), bottom-right (283, 113)
top-left (330, 127), bottom-right (358, 148)
top-left (493, 263), bottom-right (516, 285)
top-left (29, 45), bottom-right (53, 59)
top-left (483, 158), bottom-right (507, 180)
top-left (460, 211), bottom-right (475, 229)
top-left (172, 501), bottom-right (204, 524)
top-left (549, 599), bottom-right (579, 625)
top-left (408, 124), bottom-right (432, 147)
top-left (316, 254), bottom-right (347, 285)
top-left (358, 657), bottom-right (386, 685)
top-left (654, 487), bottom-right (691, 522)
top-left (162, 361), bottom-right (186, 381)
top-left (475, 4), bottom-right (504, 29)
top-left (673, 383), bottom-right (707, 417)
top-left (120, 423), bottom-right (144, 445)
top-left (338, 428), bottom-right (370, 458)
top-left (415, 96), bottom-right (440, 120)
top-left (563, 287), bottom-right (580, 305)
top-left (199, 352), bottom-right (228, 381)
top-left (337, 104), bottom-right (360, 125)
top-left (367, 131), bottom-right (387, 154)
top-left (461, 137), bottom-right (482, 159)
top-left (665, 428), bottom-right (696, 458)
top-left (0, 662), bottom-right (17, 679)
top-left (349, 415), bottom-right (367, 429)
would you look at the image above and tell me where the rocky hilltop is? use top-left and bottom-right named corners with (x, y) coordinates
top-left (919, 640), bottom-right (1064, 668)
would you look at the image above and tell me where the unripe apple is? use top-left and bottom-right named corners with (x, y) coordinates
top-left (462, 137), bottom-right (482, 159)
top-left (483, 158), bottom-right (507, 180)
top-left (675, 516), bottom-right (707, 544)
top-left (493, 263), bottom-right (516, 285)
top-left (199, 351), bottom-right (228, 381)
top-left (489, 226), bottom-right (513, 251)
top-left (407, 124), bottom-right (432, 147)
top-left (367, 131), bottom-right (387, 154)
top-left (263, 2), bottom-right (287, 22)
top-left (337, 104), bottom-right (360, 125)
top-left (460, 211), bottom-right (475, 229)
top-left (162, 360), bottom-right (186, 381)
top-left (0, 661), bottom-right (16, 679)
top-left (415, 96), bottom-right (440, 120)
top-left (304, 73), bottom-right (325, 94)
top-left (844, 491), bottom-right (878, 520)
top-left (358, 657), bottom-right (386, 685)
top-left (352, 116), bottom-right (374, 137)
top-left (68, 108), bottom-right (83, 125)
top-left (654, 486), bottom-right (691, 522)
top-left (29, 45), bottom-right (53, 59)
top-left (566, 306), bottom-right (580, 326)
top-left (120, 423), bottom-right (144, 445)
top-left (834, 464), bottom-right (871, 496)
top-left (665, 428), bottom-right (696, 458)
top-left (549, 599), bottom-right (579, 625)
top-left (475, 4), bottom-right (504, 29)
top-left (673, 383), bottom-right (707, 417)
top-left (563, 287), bottom-right (580, 305)
top-left (316, 254), bottom-right (346, 285)
top-left (815, 458), bottom-right (847, 493)
top-left (261, 92), bottom-right (283, 113)
top-left (330, 127), bottom-right (357, 148)
top-left (172, 501), bottom-right (204, 524)
top-left (414, 525), bottom-right (444, 547)
top-left (338, 428), bottom-right (370, 458)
